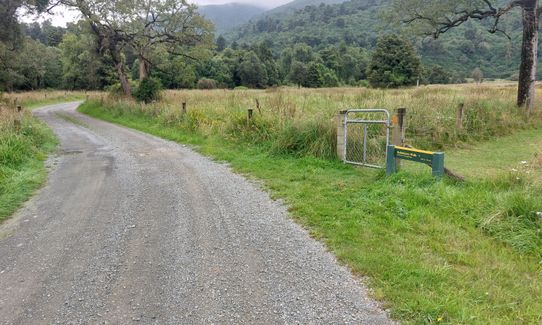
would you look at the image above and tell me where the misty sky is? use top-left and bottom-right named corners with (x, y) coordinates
top-left (194, 0), bottom-right (291, 8)
top-left (22, 0), bottom-right (293, 26)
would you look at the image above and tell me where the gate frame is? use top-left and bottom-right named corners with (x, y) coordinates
top-left (342, 109), bottom-right (391, 169)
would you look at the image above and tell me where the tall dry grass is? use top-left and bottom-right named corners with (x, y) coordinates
top-left (94, 84), bottom-right (542, 160)
top-left (3, 90), bottom-right (100, 108)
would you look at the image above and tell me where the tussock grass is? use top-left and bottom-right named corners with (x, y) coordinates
top-left (0, 97), bottom-right (57, 222)
top-left (78, 84), bottom-right (542, 324)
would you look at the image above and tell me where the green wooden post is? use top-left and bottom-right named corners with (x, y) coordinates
top-left (432, 152), bottom-right (445, 177)
top-left (386, 145), bottom-right (397, 176)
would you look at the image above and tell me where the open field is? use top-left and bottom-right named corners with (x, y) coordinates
top-left (0, 98), bottom-right (57, 223)
top-left (77, 84), bottom-right (542, 324)
top-left (3, 90), bottom-right (99, 109)
top-left (118, 84), bottom-right (541, 157)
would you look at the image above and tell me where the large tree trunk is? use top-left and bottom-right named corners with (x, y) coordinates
top-left (109, 44), bottom-right (131, 97)
top-left (116, 61), bottom-right (132, 97)
top-left (138, 55), bottom-right (150, 80)
top-left (517, 0), bottom-right (539, 113)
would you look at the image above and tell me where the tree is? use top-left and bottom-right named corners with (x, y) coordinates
top-left (61, 0), bottom-right (213, 96)
top-left (0, 0), bottom-right (58, 91)
top-left (472, 67), bottom-right (484, 84)
top-left (126, 0), bottom-right (213, 81)
top-left (425, 65), bottom-right (452, 84)
top-left (0, 37), bottom-right (62, 91)
top-left (367, 35), bottom-right (422, 88)
top-left (305, 62), bottom-right (325, 88)
top-left (1, 0), bottom-right (53, 45)
top-left (393, 0), bottom-right (541, 112)
top-left (238, 51), bottom-right (268, 88)
top-left (59, 22), bottom-right (113, 90)
top-left (59, 0), bottom-right (134, 96)
top-left (288, 61), bottom-right (308, 87)
top-left (216, 35), bottom-right (227, 52)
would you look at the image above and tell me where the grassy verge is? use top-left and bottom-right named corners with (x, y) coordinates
top-left (80, 100), bottom-right (542, 324)
top-left (0, 104), bottom-right (57, 222)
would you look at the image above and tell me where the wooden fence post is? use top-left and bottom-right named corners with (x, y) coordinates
top-left (255, 99), bottom-right (262, 114)
top-left (391, 108), bottom-right (407, 169)
top-left (182, 102), bottom-right (187, 115)
top-left (337, 110), bottom-right (348, 161)
top-left (247, 108), bottom-right (254, 125)
top-left (456, 103), bottom-right (465, 130)
top-left (14, 105), bottom-right (22, 130)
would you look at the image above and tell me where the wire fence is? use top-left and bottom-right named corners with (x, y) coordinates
top-left (345, 122), bottom-right (389, 167)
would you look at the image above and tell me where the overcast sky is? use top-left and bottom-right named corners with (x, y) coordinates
top-left (22, 1), bottom-right (293, 27)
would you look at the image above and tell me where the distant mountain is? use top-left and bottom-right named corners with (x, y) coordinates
top-left (228, 0), bottom-right (387, 49)
top-left (265, 0), bottom-right (349, 15)
top-left (226, 0), bottom-right (529, 80)
top-left (198, 3), bottom-right (267, 35)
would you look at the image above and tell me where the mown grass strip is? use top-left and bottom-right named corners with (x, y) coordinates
top-left (446, 127), bottom-right (542, 179)
top-left (79, 100), bottom-right (542, 324)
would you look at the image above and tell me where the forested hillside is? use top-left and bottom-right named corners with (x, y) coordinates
top-left (1, 0), bottom-right (538, 93)
top-left (227, 0), bottom-right (533, 80)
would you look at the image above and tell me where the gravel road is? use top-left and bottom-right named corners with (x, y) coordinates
top-left (0, 102), bottom-right (392, 324)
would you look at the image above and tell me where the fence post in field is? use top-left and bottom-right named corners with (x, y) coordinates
top-left (14, 105), bottom-right (22, 130)
top-left (337, 110), bottom-right (348, 161)
top-left (456, 103), bottom-right (465, 130)
top-left (255, 99), bottom-right (262, 114)
top-left (247, 108), bottom-right (254, 125)
top-left (182, 102), bottom-right (187, 115)
top-left (391, 108), bottom-right (407, 169)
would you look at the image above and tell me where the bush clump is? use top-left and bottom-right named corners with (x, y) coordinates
top-left (134, 78), bottom-right (162, 103)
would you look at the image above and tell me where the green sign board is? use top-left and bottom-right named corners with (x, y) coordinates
top-left (386, 145), bottom-right (445, 177)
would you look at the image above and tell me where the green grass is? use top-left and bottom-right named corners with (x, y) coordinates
top-left (446, 128), bottom-right (542, 179)
top-left (0, 108), bottom-right (57, 222)
top-left (79, 100), bottom-right (542, 324)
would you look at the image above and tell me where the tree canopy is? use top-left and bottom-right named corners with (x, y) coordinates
top-left (392, 0), bottom-right (542, 110)
top-left (367, 35), bottom-right (422, 88)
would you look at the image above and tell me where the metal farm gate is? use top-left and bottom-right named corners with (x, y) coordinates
top-left (343, 109), bottom-right (391, 168)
